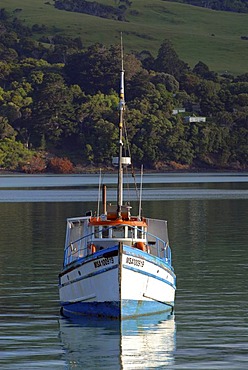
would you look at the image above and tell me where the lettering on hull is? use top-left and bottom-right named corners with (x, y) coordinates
top-left (126, 257), bottom-right (144, 268)
top-left (94, 257), bottom-right (114, 268)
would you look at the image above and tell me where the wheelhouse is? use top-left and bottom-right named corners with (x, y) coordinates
top-left (63, 213), bottom-right (172, 269)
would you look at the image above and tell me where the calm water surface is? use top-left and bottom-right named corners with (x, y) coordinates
top-left (0, 173), bottom-right (248, 369)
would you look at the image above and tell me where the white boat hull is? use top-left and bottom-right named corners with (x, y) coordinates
top-left (59, 245), bottom-right (176, 319)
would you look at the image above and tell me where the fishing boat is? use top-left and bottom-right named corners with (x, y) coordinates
top-left (58, 40), bottom-right (176, 319)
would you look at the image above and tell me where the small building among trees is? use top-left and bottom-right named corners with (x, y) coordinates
top-left (184, 116), bottom-right (206, 123)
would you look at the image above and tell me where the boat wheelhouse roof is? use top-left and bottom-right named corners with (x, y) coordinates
top-left (88, 216), bottom-right (147, 227)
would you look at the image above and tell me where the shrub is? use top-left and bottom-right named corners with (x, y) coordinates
top-left (169, 161), bottom-right (190, 170)
top-left (22, 155), bottom-right (46, 173)
top-left (48, 157), bottom-right (74, 173)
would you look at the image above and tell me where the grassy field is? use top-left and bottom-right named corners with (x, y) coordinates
top-left (1, 0), bottom-right (248, 75)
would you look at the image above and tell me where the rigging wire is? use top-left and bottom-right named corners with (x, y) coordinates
top-left (119, 32), bottom-right (140, 207)
top-left (122, 118), bottom-right (131, 203)
top-left (123, 118), bottom-right (140, 203)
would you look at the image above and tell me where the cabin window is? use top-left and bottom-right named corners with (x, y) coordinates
top-left (128, 226), bottom-right (135, 239)
top-left (112, 226), bottom-right (125, 238)
top-left (143, 227), bottom-right (147, 238)
top-left (137, 227), bottom-right (144, 239)
top-left (102, 226), bottom-right (109, 238)
top-left (94, 226), bottom-right (100, 238)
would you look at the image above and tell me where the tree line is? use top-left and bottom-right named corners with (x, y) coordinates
top-left (54, 0), bottom-right (127, 21)
top-left (0, 9), bottom-right (247, 172)
top-left (170, 0), bottom-right (248, 13)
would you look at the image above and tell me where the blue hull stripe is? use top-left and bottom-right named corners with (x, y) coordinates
top-left (61, 299), bottom-right (173, 319)
top-left (60, 262), bottom-right (175, 289)
top-left (60, 246), bottom-right (118, 276)
top-left (62, 301), bottom-right (120, 319)
top-left (123, 247), bottom-right (176, 278)
top-left (59, 264), bottom-right (118, 288)
top-left (123, 264), bottom-right (176, 289)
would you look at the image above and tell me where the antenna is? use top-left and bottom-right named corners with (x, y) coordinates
top-left (97, 168), bottom-right (102, 219)
top-left (138, 165), bottom-right (143, 220)
top-left (120, 32), bottom-right (125, 106)
top-left (117, 33), bottom-right (125, 218)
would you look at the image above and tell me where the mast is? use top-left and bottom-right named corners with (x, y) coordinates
top-left (117, 34), bottom-right (125, 219)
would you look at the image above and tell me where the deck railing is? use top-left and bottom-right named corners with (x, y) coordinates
top-left (63, 224), bottom-right (172, 267)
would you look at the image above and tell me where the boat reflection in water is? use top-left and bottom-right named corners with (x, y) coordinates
top-left (59, 313), bottom-right (176, 369)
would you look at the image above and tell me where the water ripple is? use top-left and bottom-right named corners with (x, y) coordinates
top-left (0, 188), bottom-right (247, 202)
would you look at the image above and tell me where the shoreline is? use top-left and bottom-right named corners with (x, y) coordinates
top-left (1, 167), bottom-right (248, 175)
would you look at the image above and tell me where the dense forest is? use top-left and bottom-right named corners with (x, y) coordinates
top-left (0, 8), bottom-right (247, 173)
top-left (54, 0), bottom-right (127, 21)
top-left (169, 0), bottom-right (248, 13)
top-left (53, 0), bottom-right (248, 21)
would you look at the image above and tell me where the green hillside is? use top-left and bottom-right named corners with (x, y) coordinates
top-left (1, 0), bottom-right (248, 74)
